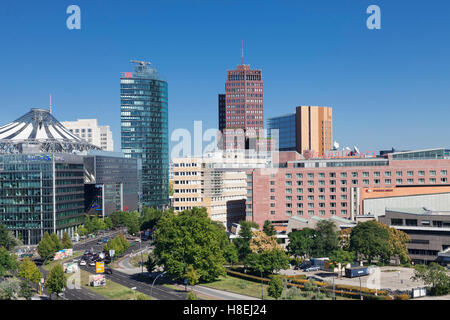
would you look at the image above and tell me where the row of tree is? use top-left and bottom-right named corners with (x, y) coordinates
top-left (103, 233), bottom-right (130, 257)
top-left (287, 219), bottom-right (411, 269)
top-left (37, 232), bottom-right (72, 263)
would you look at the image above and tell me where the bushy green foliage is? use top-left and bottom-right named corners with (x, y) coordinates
top-left (154, 207), bottom-right (227, 282)
top-left (268, 275), bottom-right (283, 300)
top-left (412, 263), bottom-right (450, 296)
top-left (0, 247), bottom-right (18, 277)
top-left (44, 264), bottom-right (65, 299)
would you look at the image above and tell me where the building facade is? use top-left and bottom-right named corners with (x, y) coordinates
top-left (173, 152), bottom-right (271, 228)
top-left (246, 148), bottom-right (450, 229)
top-left (379, 208), bottom-right (450, 264)
top-left (267, 106), bottom-right (333, 156)
top-left (219, 64), bottom-right (264, 150)
top-left (0, 108), bottom-right (140, 245)
top-left (84, 151), bottom-right (141, 218)
top-left (61, 119), bottom-right (114, 151)
top-left (120, 61), bottom-right (169, 209)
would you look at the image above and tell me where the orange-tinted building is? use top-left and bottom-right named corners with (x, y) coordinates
top-left (296, 106), bottom-right (332, 157)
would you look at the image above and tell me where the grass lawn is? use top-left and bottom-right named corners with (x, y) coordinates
top-left (163, 284), bottom-right (217, 300)
top-left (129, 252), bottom-right (150, 268)
top-left (78, 269), bottom-right (139, 300)
top-left (202, 276), bottom-right (274, 300)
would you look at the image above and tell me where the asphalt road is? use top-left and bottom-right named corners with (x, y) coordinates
top-left (80, 264), bottom-right (186, 300)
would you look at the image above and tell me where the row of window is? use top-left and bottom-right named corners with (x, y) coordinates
top-left (279, 178), bottom-right (448, 186)
top-left (270, 210), bottom-right (348, 216)
top-left (283, 170), bottom-right (448, 179)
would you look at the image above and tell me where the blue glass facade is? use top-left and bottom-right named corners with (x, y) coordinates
top-left (0, 153), bottom-right (85, 245)
top-left (120, 63), bottom-right (169, 208)
top-left (267, 113), bottom-right (296, 151)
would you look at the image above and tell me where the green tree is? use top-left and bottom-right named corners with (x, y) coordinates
top-left (314, 220), bottom-right (339, 257)
top-left (50, 233), bottom-right (63, 251)
top-left (144, 253), bottom-right (158, 273)
top-left (350, 220), bottom-right (391, 264)
top-left (45, 264), bottom-right (65, 299)
top-left (18, 257), bottom-right (42, 285)
top-left (104, 217), bottom-right (113, 230)
top-left (19, 281), bottom-right (33, 300)
top-left (268, 275), bottom-right (283, 300)
top-left (287, 228), bottom-right (317, 259)
top-left (185, 264), bottom-right (200, 289)
top-left (329, 249), bottom-right (355, 277)
top-left (77, 226), bottom-right (88, 237)
top-left (263, 220), bottom-right (276, 236)
top-left (37, 232), bottom-right (56, 262)
top-left (0, 247), bottom-right (19, 277)
top-left (135, 293), bottom-right (150, 300)
top-left (61, 232), bottom-right (73, 249)
top-left (0, 224), bottom-right (18, 251)
top-left (154, 207), bottom-right (226, 282)
top-left (412, 263), bottom-right (450, 296)
top-left (223, 243), bottom-right (239, 266)
top-left (140, 207), bottom-right (165, 231)
top-left (186, 291), bottom-right (198, 300)
top-left (380, 223), bottom-right (411, 264)
top-left (0, 278), bottom-right (19, 300)
top-left (247, 249), bottom-right (290, 276)
top-left (233, 221), bottom-right (258, 263)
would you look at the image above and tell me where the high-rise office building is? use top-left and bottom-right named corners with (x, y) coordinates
top-left (268, 106), bottom-right (332, 156)
top-left (120, 61), bottom-right (169, 209)
top-left (218, 64), bottom-right (264, 150)
top-left (61, 119), bottom-right (114, 151)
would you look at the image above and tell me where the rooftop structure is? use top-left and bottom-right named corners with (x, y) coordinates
top-left (0, 108), bottom-right (101, 154)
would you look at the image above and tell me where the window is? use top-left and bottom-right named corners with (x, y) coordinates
top-left (363, 172), bottom-right (369, 177)
top-left (391, 219), bottom-right (403, 226)
top-left (341, 195), bottom-right (347, 200)
top-left (286, 188), bottom-right (292, 193)
top-left (319, 195), bottom-right (325, 200)
top-left (341, 202), bottom-right (348, 207)
top-left (297, 203), bottom-right (303, 208)
top-left (319, 210), bottom-right (325, 216)
top-left (385, 171), bottom-right (391, 177)
top-left (363, 179), bottom-right (369, 185)
top-left (270, 181), bottom-right (275, 185)
top-left (407, 179), bottom-right (414, 184)
top-left (318, 188), bottom-right (325, 193)
top-left (442, 178), bottom-right (448, 183)
top-left (270, 188), bottom-right (275, 192)
top-left (319, 203), bottom-right (325, 208)
top-left (270, 211), bottom-right (275, 215)
top-left (329, 172), bottom-right (336, 178)
top-left (308, 188), bottom-right (314, 193)
top-left (341, 180), bottom-right (347, 185)
top-left (407, 171), bottom-right (414, 176)
top-left (286, 181), bottom-right (292, 186)
top-left (374, 172), bottom-right (380, 177)
top-left (419, 178), bottom-right (425, 184)
top-left (270, 196), bottom-right (275, 200)
top-left (396, 171), bottom-right (403, 177)
top-left (441, 170), bottom-right (447, 176)
top-left (330, 210), bottom-right (336, 215)
top-left (286, 196), bottom-right (292, 201)
top-left (308, 195), bottom-right (314, 201)
top-left (405, 219), bottom-right (418, 226)
top-left (396, 179), bottom-right (403, 184)
top-left (308, 203), bottom-right (314, 208)
top-left (297, 196), bottom-right (303, 201)
top-left (430, 178), bottom-right (436, 184)
top-left (296, 173), bottom-right (303, 179)
top-left (422, 220), bottom-right (430, 226)
top-left (374, 179), bottom-right (380, 184)
top-left (352, 179), bottom-right (358, 184)
top-left (430, 170), bottom-right (436, 176)
top-left (341, 187), bottom-right (347, 192)
top-left (307, 180), bottom-right (314, 186)
top-left (341, 173), bottom-right (347, 178)
top-left (308, 210), bottom-right (314, 216)
top-left (318, 173), bottom-right (325, 178)
top-left (286, 211), bottom-right (292, 216)
top-left (330, 180), bottom-right (336, 185)
top-left (286, 203), bottom-right (292, 208)
top-left (330, 188), bottom-right (336, 193)
top-left (297, 210), bottom-right (303, 216)
top-left (385, 179), bottom-right (391, 184)
top-left (297, 188), bottom-right (303, 193)
top-left (341, 210), bottom-right (348, 215)
top-left (352, 172), bottom-right (358, 177)
top-left (285, 173), bottom-right (292, 179)
top-left (330, 195), bottom-right (336, 200)
top-left (307, 173), bottom-right (314, 178)
top-left (419, 171), bottom-right (425, 176)
top-left (296, 181), bottom-right (303, 186)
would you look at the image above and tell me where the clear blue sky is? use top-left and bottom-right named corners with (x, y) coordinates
top-left (1, 0), bottom-right (449, 154)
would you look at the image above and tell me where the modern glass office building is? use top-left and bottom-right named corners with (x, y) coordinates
top-left (0, 153), bottom-right (85, 245)
top-left (267, 113), bottom-right (296, 151)
top-left (120, 61), bottom-right (169, 208)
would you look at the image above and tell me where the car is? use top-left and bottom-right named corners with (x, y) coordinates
top-left (305, 266), bottom-right (321, 272)
top-left (89, 261), bottom-right (96, 266)
top-left (103, 237), bottom-right (110, 243)
top-left (97, 240), bottom-right (103, 245)
top-left (134, 238), bottom-right (141, 242)
top-left (104, 268), bottom-right (113, 274)
top-left (79, 260), bottom-right (86, 266)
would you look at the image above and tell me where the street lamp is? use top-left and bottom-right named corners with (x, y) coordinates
top-left (131, 287), bottom-right (137, 300)
top-left (150, 271), bottom-right (167, 299)
top-left (260, 271), bottom-right (264, 300)
top-left (359, 277), bottom-right (363, 300)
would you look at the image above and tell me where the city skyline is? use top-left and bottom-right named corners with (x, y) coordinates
top-left (0, 1), bottom-right (449, 156)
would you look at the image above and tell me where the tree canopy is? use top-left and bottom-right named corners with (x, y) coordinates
top-left (153, 207), bottom-right (226, 282)
top-left (287, 228), bottom-right (318, 258)
top-left (0, 247), bottom-right (18, 277)
top-left (0, 224), bottom-right (18, 251)
top-left (350, 220), bottom-right (391, 264)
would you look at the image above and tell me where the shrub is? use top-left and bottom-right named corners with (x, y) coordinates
top-left (187, 292), bottom-right (198, 300)
top-left (394, 294), bottom-right (410, 300)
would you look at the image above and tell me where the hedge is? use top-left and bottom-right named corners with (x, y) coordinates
top-left (225, 269), bottom-right (392, 300)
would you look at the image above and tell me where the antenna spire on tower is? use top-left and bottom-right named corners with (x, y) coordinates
top-left (49, 94), bottom-right (52, 114)
top-left (241, 40), bottom-right (244, 65)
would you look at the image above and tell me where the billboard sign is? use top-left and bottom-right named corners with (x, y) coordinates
top-left (96, 262), bottom-right (105, 273)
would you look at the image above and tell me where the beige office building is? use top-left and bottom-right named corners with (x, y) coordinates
top-left (296, 106), bottom-right (332, 156)
top-left (172, 152), bottom-right (270, 227)
top-left (61, 119), bottom-right (114, 151)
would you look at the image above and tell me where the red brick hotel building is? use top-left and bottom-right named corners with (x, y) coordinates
top-left (245, 148), bottom-right (450, 228)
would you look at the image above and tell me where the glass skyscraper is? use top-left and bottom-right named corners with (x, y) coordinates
top-left (120, 61), bottom-right (169, 209)
top-left (267, 113), bottom-right (297, 151)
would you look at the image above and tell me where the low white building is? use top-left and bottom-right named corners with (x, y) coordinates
top-left (61, 119), bottom-right (114, 151)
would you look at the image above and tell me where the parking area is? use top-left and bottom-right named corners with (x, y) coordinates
top-left (280, 266), bottom-right (426, 291)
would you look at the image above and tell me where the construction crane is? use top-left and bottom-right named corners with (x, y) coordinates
top-left (130, 60), bottom-right (151, 66)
